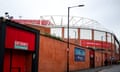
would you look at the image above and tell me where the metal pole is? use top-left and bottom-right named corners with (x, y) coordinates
top-left (67, 5), bottom-right (84, 72)
top-left (67, 7), bottom-right (70, 72)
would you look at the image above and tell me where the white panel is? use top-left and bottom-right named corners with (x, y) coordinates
top-left (64, 28), bottom-right (78, 39)
top-left (64, 28), bottom-right (67, 38)
top-left (50, 28), bottom-right (62, 37)
top-left (107, 33), bottom-right (111, 42)
top-left (80, 29), bottom-right (92, 40)
top-left (111, 35), bottom-right (114, 43)
top-left (115, 41), bottom-right (119, 54)
top-left (94, 31), bottom-right (106, 41)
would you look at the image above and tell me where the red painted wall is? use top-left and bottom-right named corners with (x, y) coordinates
top-left (4, 50), bottom-right (10, 72)
top-left (3, 25), bottom-right (36, 72)
top-left (5, 26), bottom-right (35, 51)
top-left (3, 50), bottom-right (32, 72)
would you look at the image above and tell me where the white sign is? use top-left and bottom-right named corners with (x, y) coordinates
top-left (14, 40), bottom-right (28, 50)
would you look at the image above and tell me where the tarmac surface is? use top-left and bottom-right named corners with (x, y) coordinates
top-left (98, 64), bottom-right (120, 72)
top-left (72, 64), bottom-right (120, 72)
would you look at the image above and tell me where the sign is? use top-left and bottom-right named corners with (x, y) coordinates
top-left (80, 39), bottom-right (112, 48)
top-left (14, 40), bottom-right (28, 50)
top-left (74, 47), bottom-right (85, 61)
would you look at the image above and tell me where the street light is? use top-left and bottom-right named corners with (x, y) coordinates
top-left (67, 4), bottom-right (84, 72)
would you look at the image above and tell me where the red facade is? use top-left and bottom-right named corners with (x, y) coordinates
top-left (0, 19), bottom-right (39, 72)
top-left (4, 50), bottom-right (29, 72)
top-left (5, 26), bottom-right (35, 51)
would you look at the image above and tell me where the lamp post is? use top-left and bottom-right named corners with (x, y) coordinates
top-left (67, 4), bottom-right (84, 72)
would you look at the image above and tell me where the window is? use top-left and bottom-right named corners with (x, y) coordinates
top-left (94, 31), bottom-right (106, 41)
top-left (64, 28), bottom-right (78, 39)
top-left (50, 28), bottom-right (62, 37)
top-left (80, 29), bottom-right (92, 40)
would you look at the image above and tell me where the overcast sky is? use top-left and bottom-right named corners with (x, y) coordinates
top-left (0, 0), bottom-right (120, 39)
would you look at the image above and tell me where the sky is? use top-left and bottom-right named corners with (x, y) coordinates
top-left (0, 0), bottom-right (120, 40)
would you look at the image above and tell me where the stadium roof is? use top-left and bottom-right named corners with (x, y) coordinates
top-left (40, 15), bottom-right (113, 33)
top-left (13, 15), bottom-right (113, 33)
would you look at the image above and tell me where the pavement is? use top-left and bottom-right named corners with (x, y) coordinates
top-left (72, 64), bottom-right (120, 72)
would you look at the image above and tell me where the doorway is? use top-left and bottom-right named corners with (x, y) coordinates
top-left (89, 50), bottom-right (95, 68)
top-left (3, 49), bottom-right (32, 72)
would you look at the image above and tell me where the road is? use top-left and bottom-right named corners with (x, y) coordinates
top-left (72, 64), bottom-right (120, 72)
top-left (98, 65), bottom-right (120, 72)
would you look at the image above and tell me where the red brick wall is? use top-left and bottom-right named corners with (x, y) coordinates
top-left (94, 51), bottom-right (103, 67)
top-left (69, 46), bottom-right (89, 71)
top-left (38, 35), bottom-right (90, 72)
top-left (39, 35), bottom-right (67, 72)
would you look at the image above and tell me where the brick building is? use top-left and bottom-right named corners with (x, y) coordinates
top-left (0, 16), bottom-right (120, 72)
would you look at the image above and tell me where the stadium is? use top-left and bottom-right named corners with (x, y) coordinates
top-left (0, 15), bottom-right (119, 72)
top-left (14, 15), bottom-right (120, 69)
top-left (39, 15), bottom-right (120, 67)
top-left (14, 15), bottom-right (119, 57)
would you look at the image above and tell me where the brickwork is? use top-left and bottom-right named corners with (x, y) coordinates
top-left (23, 24), bottom-right (119, 72)
top-left (94, 51), bottom-right (103, 67)
top-left (38, 35), bottom-right (90, 72)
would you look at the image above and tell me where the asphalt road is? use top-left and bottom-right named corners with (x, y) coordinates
top-left (73, 64), bottom-right (120, 72)
top-left (98, 64), bottom-right (120, 72)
